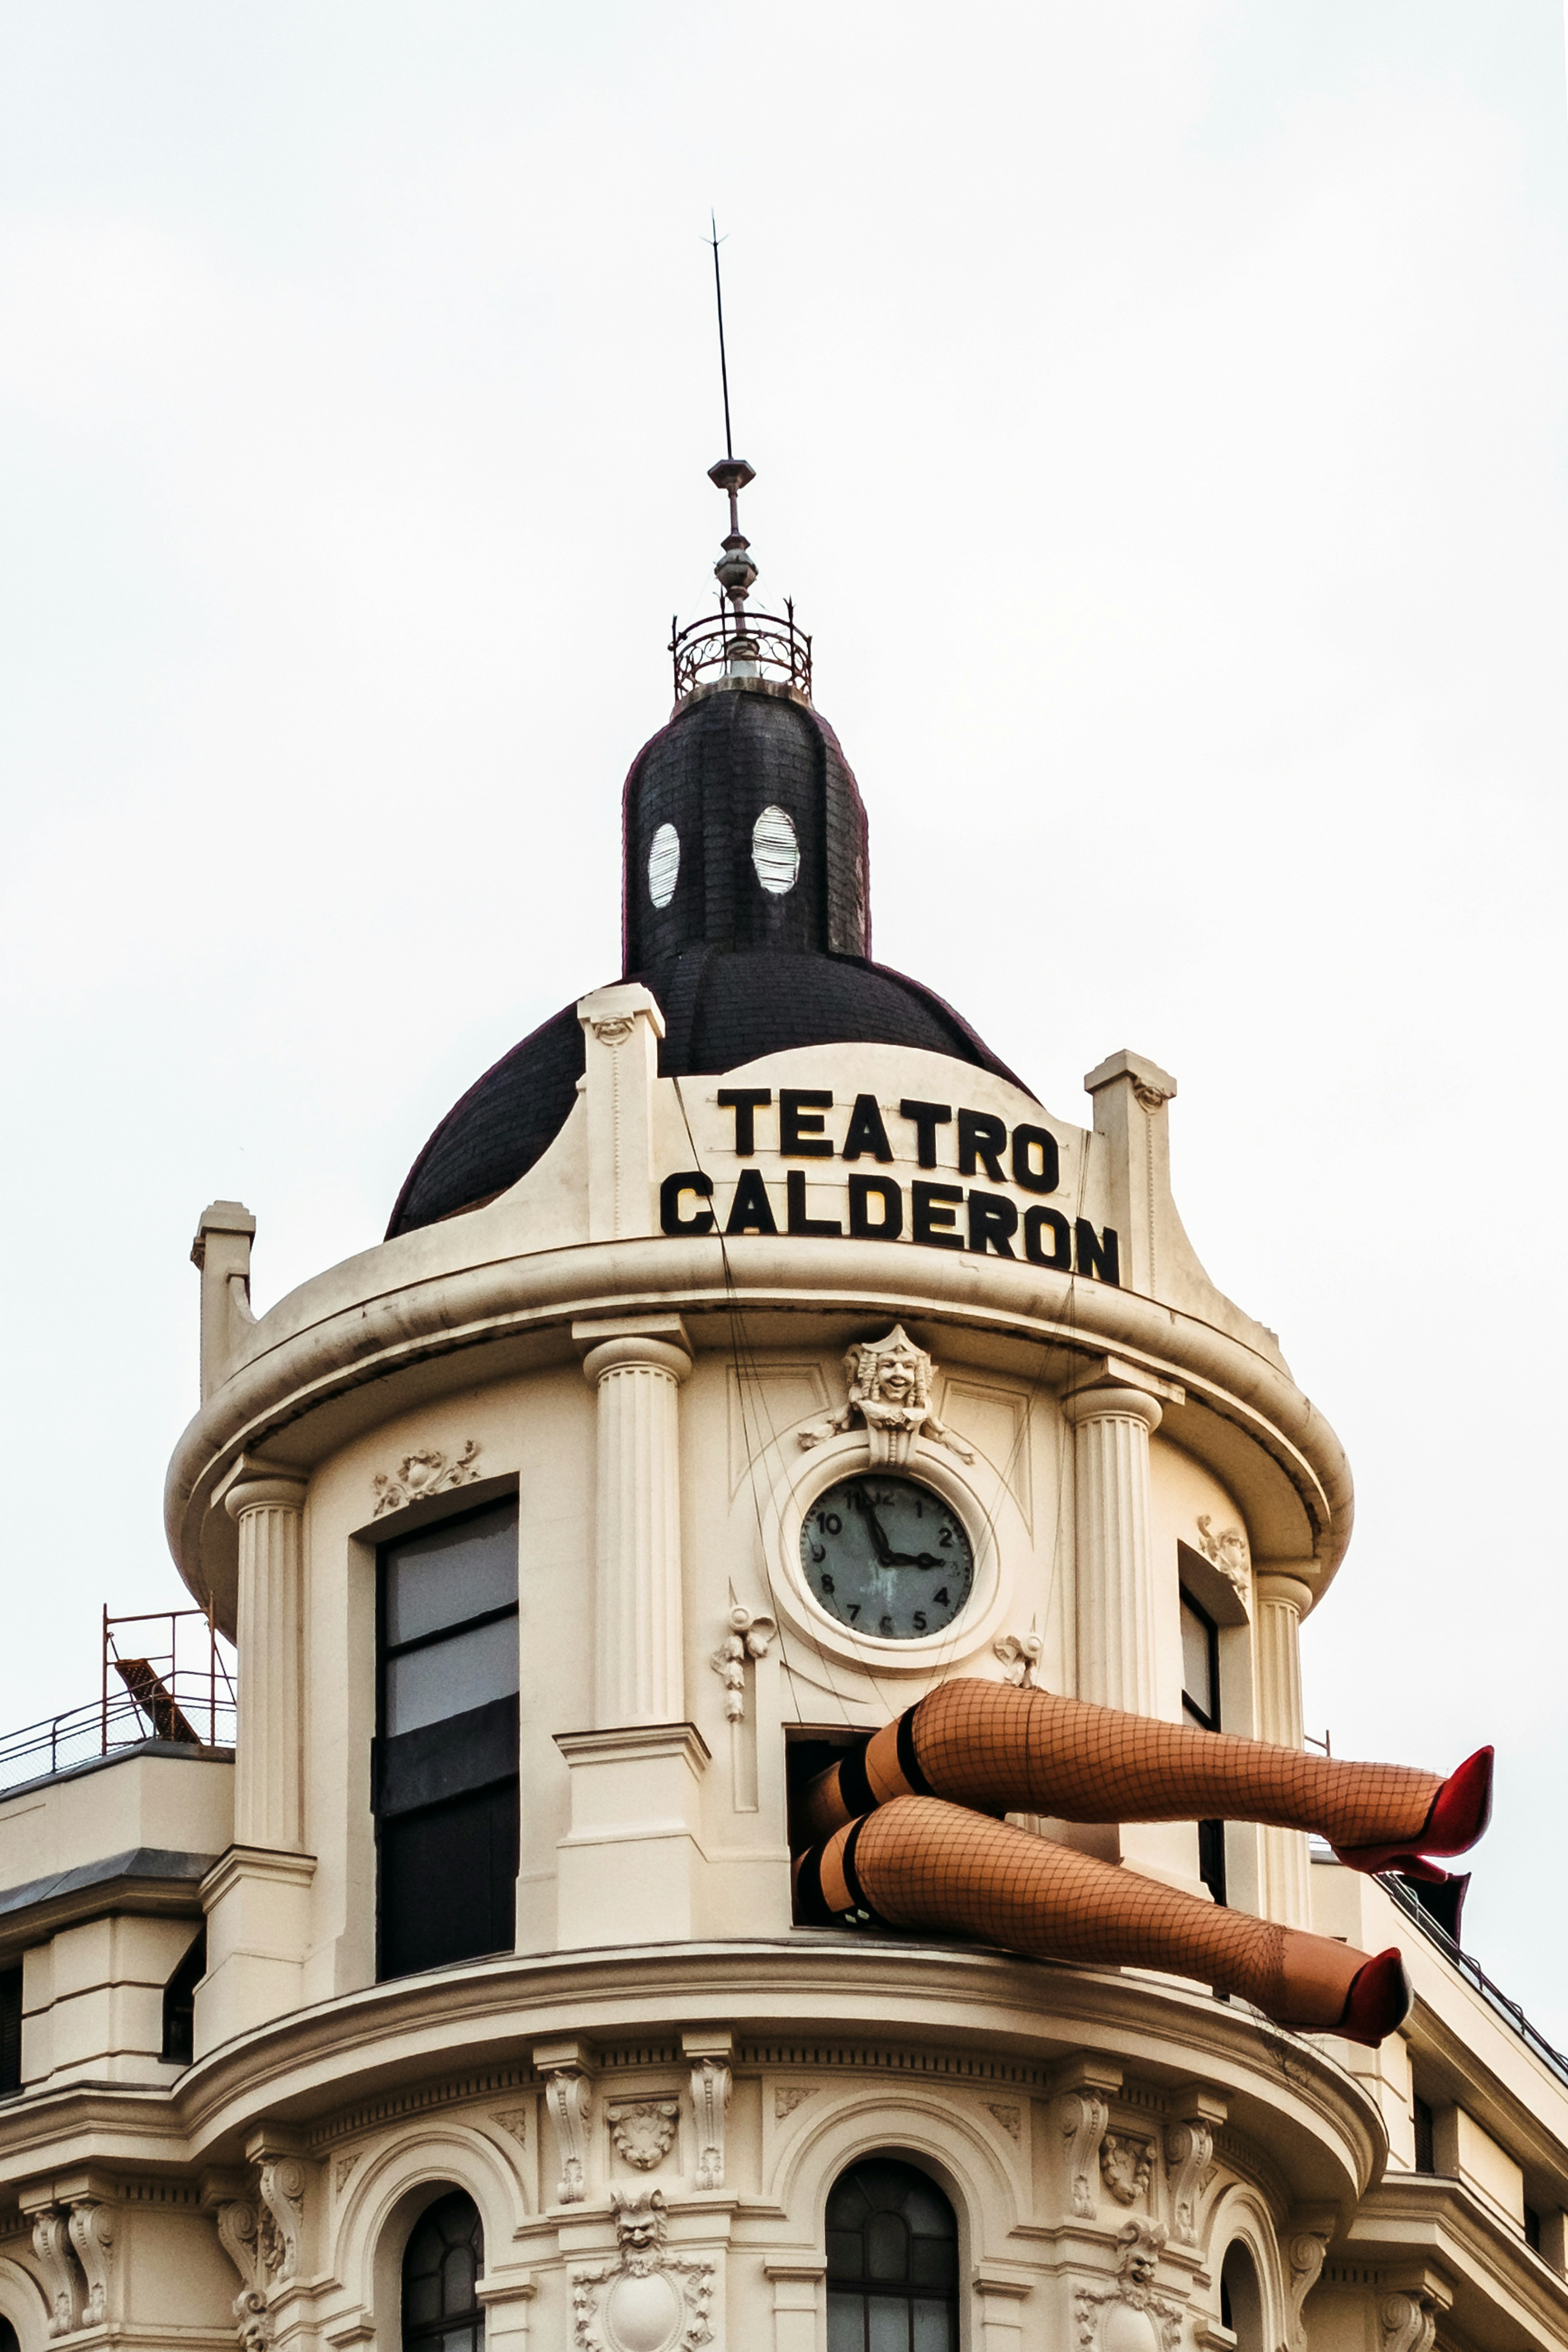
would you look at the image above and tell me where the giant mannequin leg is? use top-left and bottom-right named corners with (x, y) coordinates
top-left (795, 1796), bottom-right (1409, 2043)
top-left (803, 1679), bottom-right (1468, 1858)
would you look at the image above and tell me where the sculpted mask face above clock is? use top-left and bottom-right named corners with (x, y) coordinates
top-left (801, 1474), bottom-right (975, 1641)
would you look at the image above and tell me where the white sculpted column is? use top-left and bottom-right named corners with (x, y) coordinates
top-left (1062, 1364), bottom-right (1190, 1886)
top-left (1254, 1570), bottom-right (1314, 1928)
top-left (555, 1317), bottom-right (711, 1949)
top-left (227, 1469), bottom-right (308, 1850)
top-left (581, 1328), bottom-right (692, 1727)
top-left (1064, 1380), bottom-right (1166, 1717)
top-left (196, 1462), bottom-right (316, 2053)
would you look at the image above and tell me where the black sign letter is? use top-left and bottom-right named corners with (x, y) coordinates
top-left (899, 1099), bottom-right (953, 1169)
top-left (717, 1089), bottom-right (771, 1154)
top-left (1075, 1219), bottom-right (1121, 1284)
top-left (1011, 1124), bottom-right (1061, 1194)
top-left (967, 1189), bottom-right (1018, 1257)
top-left (725, 1169), bottom-right (779, 1236)
top-left (848, 1174), bottom-right (903, 1239)
top-left (787, 1171), bottom-right (843, 1236)
top-left (841, 1092), bottom-right (895, 1163)
top-left (780, 1088), bottom-right (835, 1157)
top-left (957, 1109), bottom-right (1007, 1183)
top-left (660, 1171), bottom-right (715, 1235)
top-left (1023, 1206), bottom-right (1072, 1268)
top-left (912, 1180), bottom-right (964, 1249)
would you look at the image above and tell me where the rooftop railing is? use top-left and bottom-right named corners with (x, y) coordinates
top-left (0, 1608), bottom-right (235, 1794)
top-left (1381, 1868), bottom-right (1568, 2091)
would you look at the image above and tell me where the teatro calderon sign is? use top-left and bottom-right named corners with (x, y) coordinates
top-left (658, 1086), bottom-right (1120, 1283)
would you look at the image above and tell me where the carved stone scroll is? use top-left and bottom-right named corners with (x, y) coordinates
top-left (1165, 2087), bottom-right (1227, 2248)
top-left (1284, 2225), bottom-right (1332, 2350)
top-left (31, 2209), bottom-right (81, 2340)
top-left (1380, 2292), bottom-right (1438, 2352)
top-left (66, 2200), bottom-right (114, 2326)
top-left (1061, 2088), bottom-right (1113, 2221)
top-left (993, 1631), bottom-right (1043, 1688)
top-left (542, 2056), bottom-right (594, 2205)
top-left (686, 2041), bottom-right (738, 2201)
top-left (256, 2153), bottom-right (306, 2284)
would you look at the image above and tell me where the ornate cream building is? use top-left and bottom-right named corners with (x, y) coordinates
top-left (0, 472), bottom-right (1562, 2352)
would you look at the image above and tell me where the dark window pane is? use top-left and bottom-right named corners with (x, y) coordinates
top-left (1180, 1594), bottom-right (1215, 1723)
top-left (908, 2239), bottom-right (956, 2290)
top-left (827, 2291), bottom-right (864, 2352)
top-left (380, 1783), bottom-right (519, 1978)
top-left (0, 1968), bottom-right (21, 2095)
top-left (384, 1500), bottom-right (517, 1648)
top-left (827, 2231), bottom-right (862, 2273)
top-left (387, 1616), bottom-right (519, 1737)
top-left (912, 2301), bottom-right (951, 2352)
top-left (865, 2213), bottom-right (909, 2281)
top-left (403, 2192), bottom-right (484, 2351)
top-left (1413, 2096), bottom-right (1435, 2175)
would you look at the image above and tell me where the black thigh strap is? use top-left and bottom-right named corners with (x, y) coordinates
top-left (897, 1704), bottom-right (935, 1796)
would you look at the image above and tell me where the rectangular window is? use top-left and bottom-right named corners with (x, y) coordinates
top-left (376, 1496), bottom-right (520, 1981)
top-left (1180, 1588), bottom-right (1226, 1907)
top-left (0, 1968), bottom-right (20, 2095)
top-left (1412, 2095), bottom-right (1435, 2175)
top-left (1525, 2205), bottom-right (1543, 2254)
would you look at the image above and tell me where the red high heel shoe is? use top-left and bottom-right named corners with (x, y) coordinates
top-left (1332, 1746), bottom-right (1493, 1878)
top-left (1337, 1948), bottom-right (1412, 2047)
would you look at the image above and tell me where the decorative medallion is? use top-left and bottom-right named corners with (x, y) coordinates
top-left (372, 1440), bottom-right (481, 1517)
top-left (774, 2086), bottom-right (814, 2120)
top-left (571, 2190), bottom-right (714, 2352)
top-left (1099, 2133), bottom-right (1153, 2206)
top-left (608, 2099), bottom-right (680, 2172)
top-left (799, 1327), bottom-right (974, 1467)
top-left (1072, 2223), bottom-right (1180, 2352)
top-left (985, 2102), bottom-right (1023, 2142)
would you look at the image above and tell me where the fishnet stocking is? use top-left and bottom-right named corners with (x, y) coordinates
top-left (907, 1679), bottom-right (1440, 1848)
top-left (845, 1796), bottom-right (1366, 2028)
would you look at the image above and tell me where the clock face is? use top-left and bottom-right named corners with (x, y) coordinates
top-left (800, 1474), bottom-right (974, 1641)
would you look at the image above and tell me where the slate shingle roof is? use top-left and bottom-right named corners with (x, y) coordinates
top-left (386, 684), bottom-right (1024, 1238)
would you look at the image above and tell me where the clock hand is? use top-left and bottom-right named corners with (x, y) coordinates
top-left (856, 1493), bottom-right (896, 1567)
top-left (885, 1551), bottom-right (946, 1570)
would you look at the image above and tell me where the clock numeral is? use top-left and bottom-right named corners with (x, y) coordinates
top-left (845, 1603), bottom-right (861, 1622)
top-left (819, 1511), bottom-right (842, 1535)
top-left (809, 1541), bottom-right (825, 1564)
top-left (820, 1572), bottom-right (835, 1594)
top-left (878, 1614), bottom-right (895, 1637)
top-left (913, 1611), bottom-right (928, 1632)
top-left (933, 1588), bottom-right (949, 1606)
top-left (939, 1527), bottom-right (953, 1547)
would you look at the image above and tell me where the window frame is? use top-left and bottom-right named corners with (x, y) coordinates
top-left (824, 2153), bottom-right (961, 2352)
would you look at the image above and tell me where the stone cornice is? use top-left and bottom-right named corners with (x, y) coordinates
top-left (1344, 2171), bottom-right (1568, 2344)
top-left (164, 1234), bottom-right (1352, 1626)
top-left (0, 1941), bottom-right (1372, 2199)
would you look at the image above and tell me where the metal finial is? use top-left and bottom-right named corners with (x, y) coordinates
top-left (669, 225), bottom-right (811, 705)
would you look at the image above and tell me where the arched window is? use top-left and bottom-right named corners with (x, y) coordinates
top-left (1219, 2241), bottom-right (1265, 2352)
top-left (826, 2156), bottom-right (959, 2352)
top-left (403, 2191), bottom-right (484, 2352)
top-left (0, 2318), bottom-right (17, 2352)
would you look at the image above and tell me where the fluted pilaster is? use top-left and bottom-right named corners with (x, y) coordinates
top-left (1064, 1386), bottom-right (1163, 1716)
top-left (224, 1468), bottom-right (308, 1852)
top-left (1254, 1570), bottom-right (1314, 1927)
top-left (582, 1332), bottom-right (692, 1727)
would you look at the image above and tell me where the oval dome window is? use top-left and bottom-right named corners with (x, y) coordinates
top-left (752, 804), bottom-right (801, 895)
top-left (647, 821), bottom-right (680, 909)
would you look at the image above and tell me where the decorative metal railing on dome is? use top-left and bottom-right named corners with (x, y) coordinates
top-left (670, 598), bottom-right (812, 703)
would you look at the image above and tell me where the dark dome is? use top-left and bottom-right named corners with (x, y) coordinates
top-left (387, 682), bottom-right (1027, 1238)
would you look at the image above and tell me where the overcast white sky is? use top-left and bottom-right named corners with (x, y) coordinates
top-left (3, 3), bottom-right (1567, 2040)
